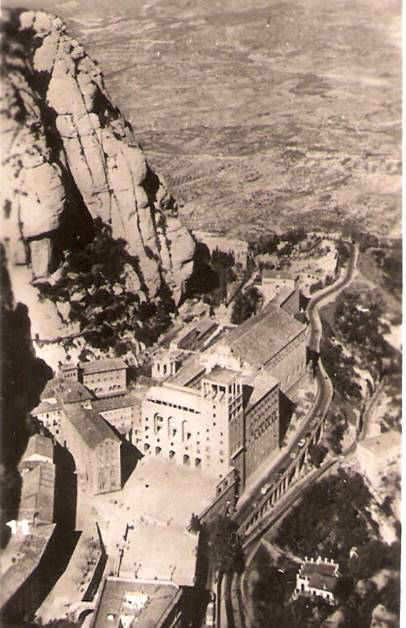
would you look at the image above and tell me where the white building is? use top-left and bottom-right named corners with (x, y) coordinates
top-left (294, 557), bottom-right (339, 604)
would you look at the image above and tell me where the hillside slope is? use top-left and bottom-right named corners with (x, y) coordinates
top-left (1, 8), bottom-right (196, 365)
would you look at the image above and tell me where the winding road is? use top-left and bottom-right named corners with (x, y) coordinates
top-left (221, 241), bottom-right (359, 628)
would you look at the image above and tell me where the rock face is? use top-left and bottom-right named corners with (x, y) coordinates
top-left (1, 9), bottom-right (195, 304)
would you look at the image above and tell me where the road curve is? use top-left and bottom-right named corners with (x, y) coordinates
top-left (225, 242), bottom-right (359, 627)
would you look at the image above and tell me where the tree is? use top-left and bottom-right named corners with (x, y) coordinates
top-left (308, 443), bottom-right (328, 468)
top-left (37, 219), bottom-right (174, 351)
top-left (205, 515), bottom-right (243, 574)
top-left (231, 286), bottom-right (263, 324)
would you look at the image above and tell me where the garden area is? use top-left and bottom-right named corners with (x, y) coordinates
top-left (251, 469), bottom-right (400, 627)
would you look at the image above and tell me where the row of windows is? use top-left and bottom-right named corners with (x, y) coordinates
top-left (250, 416), bottom-right (273, 440)
top-left (147, 399), bottom-right (200, 414)
top-left (91, 384), bottom-right (123, 393)
top-left (143, 443), bottom-right (226, 466)
top-left (145, 430), bottom-right (224, 452)
top-left (86, 373), bottom-right (124, 382)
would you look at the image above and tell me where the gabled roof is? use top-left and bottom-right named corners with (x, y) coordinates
top-left (221, 303), bottom-right (305, 369)
top-left (63, 406), bottom-right (120, 450)
top-left (300, 560), bottom-right (338, 592)
top-left (20, 463), bottom-right (55, 522)
top-left (41, 378), bottom-right (94, 404)
top-left (92, 394), bottom-right (140, 413)
top-left (80, 358), bottom-right (127, 375)
top-left (21, 434), bottom-right (53, 462)
top-left (168, 357), bottom-right (206, 388)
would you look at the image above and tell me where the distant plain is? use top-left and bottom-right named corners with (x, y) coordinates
top-left (4, 0), bottom-right (401, 238)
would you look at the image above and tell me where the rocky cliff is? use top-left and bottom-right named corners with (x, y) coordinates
top-left (1, 8), bottom-right (195, 323)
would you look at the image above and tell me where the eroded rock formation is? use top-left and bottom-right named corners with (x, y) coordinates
top-left (1, 9), bottom-right (195, 305)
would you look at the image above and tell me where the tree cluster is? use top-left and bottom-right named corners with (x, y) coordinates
top-left (252, 546), bottom-right (331, 628)
top-left (250, 228), bottom-right (307, 256)
top-left (37, 219), bottom-right (173, 352)
top-left (371, 243), bottom-right (402, 299)
top-left (202, 515), bottom-right (243, 575)
top-left (231, 286), bottom-right (263, 324)
top-left (273, 470), bottom-right (400, 626)
top-left (275, 470), bottom-right (372, 560)
top-left (333, 291), bottom-right (395, 379)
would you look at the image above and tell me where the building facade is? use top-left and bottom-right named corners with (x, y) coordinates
top-left (63, 406), bottom-right (121, 495)
top-left (141, 368), bottom-right (242, 481)
top-left (243, 374), bottom-right (280, 478)
top-left (294, 557), bottom-right (339, 604)
top-left (79, 358), bottom-right (127, 398)
top-left (33, 357), bottom-right (140, 446)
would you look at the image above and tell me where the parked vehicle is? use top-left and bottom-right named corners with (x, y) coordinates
top-left (298, 438), bottom-right (306, 448)
top-left (260, 483), bottom-right (271, 495)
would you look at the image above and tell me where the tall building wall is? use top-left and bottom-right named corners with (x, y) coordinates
top-left (265, 331), bottom-right (306, 392)
top-left (141, 373), bottom-right (245, 481)
top-left (245, 385), bottom-right (279, 479)
top-left (83, 368), bottom-right (126, 398)
top-left (141, 385), bottom-right (231, 480)
top-left (93, 438), bottom-right (121, 494)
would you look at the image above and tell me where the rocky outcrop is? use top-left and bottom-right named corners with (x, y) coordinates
top-left (1, 8), bottom-right (195, 303)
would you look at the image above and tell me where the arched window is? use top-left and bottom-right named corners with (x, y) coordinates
top-left (99, 470), bottom-right (106, 490)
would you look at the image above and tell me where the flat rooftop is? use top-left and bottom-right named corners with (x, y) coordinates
top-left (93, 457), bottom-right (217, 587)
top-left (94, 578), bottom-right (181, 628)
top-left (205, 366), bottom-right (241, 385)
top-left (242, 371), bottom-right (279, 409)
top-left (300, 561), bottom-right (338, 592)
top-left (92, 394), bottom-right (140, 413)
top-left (262, 269), bottom-right (295, 280)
